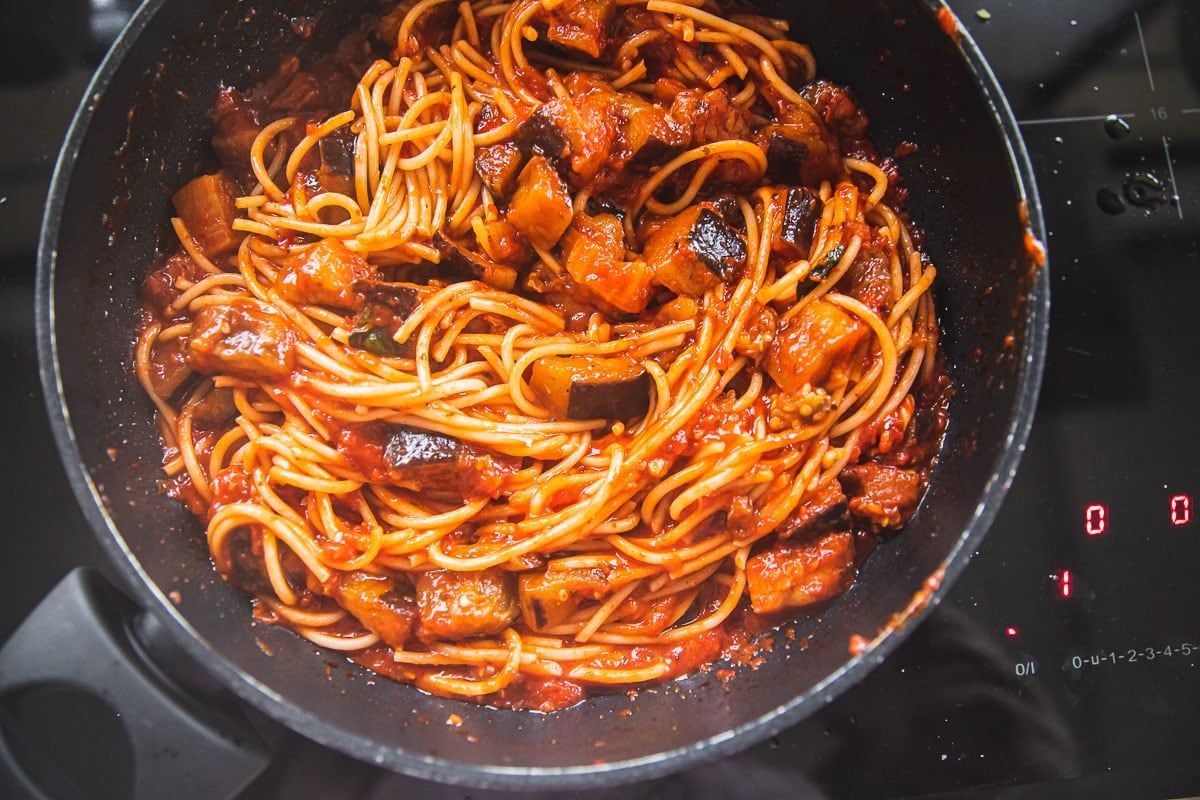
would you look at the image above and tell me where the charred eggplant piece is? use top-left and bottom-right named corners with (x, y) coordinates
top-left (513, 106), bottom-right (569, 161)
top-left (383, 424), bottom-right (462, 470)
top-left (758, 118), bottom-right (843, 186)
top-left (319, 126), bottom-right (357, 177)
top-left (332, 572), bottom-right (417, 649)
top-left (337, 422), bottom-right (518, 498)
top-left (689, 209), bottom-right (746, 276)
top-left (517, 556), bottom-right (648, 629)
top-left (530, 355), bottom-right (652, 420)
top-left (777, 478), bottom-right (849, 541)
top-left (354, 280), bottom-right (421, 317)
top-left (623, 99), bottom-right (690, 169)
top-left (840, 463), bottom-right (922, 530)
top-left (762, 128), bottom-right (810, 183)
top-left (433, 233), bottom-right (518, 290)
top-left (644, 206), bottom-right (747, 296)
top-left (774, 187), bottom-right (820, 261)
top-left (475, 142), bottom-right (525, 199)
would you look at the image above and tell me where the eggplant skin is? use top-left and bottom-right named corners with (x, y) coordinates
top-left (777, 187), bottom-right (820, 260)
top-left (529, 355), bottom-right (652, 420)
top-left (383, 424), bottom-right (462, 468)
top-left (567, 372), bottom-right (652, 420)
top-left (688, 208), bottom-right (747, 281)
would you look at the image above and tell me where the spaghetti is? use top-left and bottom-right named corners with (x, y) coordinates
top-left (136, 0), bottom-right (948, 711)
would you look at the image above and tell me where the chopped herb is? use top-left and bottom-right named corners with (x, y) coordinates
top-left (797, 245), bottom-right (845, 298)
top-left (350, 327), bottom-right (400, 357)
top-left (814, 245), bottom-right (845, 278)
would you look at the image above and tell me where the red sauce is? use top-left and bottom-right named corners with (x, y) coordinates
top-left (936, 7), bottom-right (960, 41)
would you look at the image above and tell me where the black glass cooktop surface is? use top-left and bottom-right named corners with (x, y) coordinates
top-left (1, 1), bottom-right (1197, 797)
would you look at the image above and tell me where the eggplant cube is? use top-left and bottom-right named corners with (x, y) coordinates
top-left (644, 206), bottom-right (746, 297)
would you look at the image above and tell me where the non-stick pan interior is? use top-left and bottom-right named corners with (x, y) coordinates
top-left (39, 0), bottom-right (1047, 787)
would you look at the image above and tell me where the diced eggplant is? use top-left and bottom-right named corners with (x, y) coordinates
top-left (218, 528), bottom-right (274, 596)
top-left (475, 142), bottom-right (525, 199)
top-left (210, 87), bottom-right (266, 169)
top-left (512, 106), bottom-right (569, 161)
top-left (560, 213), bottom-right (652, 314)
top-left (318, 126), bottom-right (357, 178)
top-left (529, 355), bottom-right (651, 420)
top-left (276, 238), bottom-right (371, 310)
top-left (762, 128), bottom-right (809, 183)
top-left (517, 556), bottom-right (647, 629)
top-left (643, 206), bottom-right (747, 297)
top-left (801, 79), bottom-right (871, 141)
top-left (668, 87), bottom-right (752, 150)
top-left (774, 187), bottom-right (820, 261)
top-left (186, 300), bottom-right (296, 380)
top-left (172, 172), bottom-right (242, 258)
top-left (842, 240), bottom-right (893, 315)
top-left (757, 119), bottom-right (843, 186)
top-left (690, 209), bottom-right (747, 276)
top-left (764, 299), bottom-right (866, 393)
top-left (840, 463), bottom-right (922, 530)
top-left (147, 336), bottom-right (193, 399)
top-left (382, 424), bottom-right (462, 470)
top-left (543, 0), bottom-right (616, 58)
top-left (415, 568), bottom-right (519, 641)
top-left (516, 88), bottom-right (617, 184)
top-left (338, 422), bottom-right (519, 498)
top-left (347, 282), bottom-right (420, 357)
top-left (506, 155), bottom-right (573, 250)
top-left (622, 98), bottom-right (690, 168)
top-left (473, 218), bottom-right (535, 267)
top-left (518, 570), bottom-right (583, 629)
top-left (353, 280), bottom-right (422, 318)
top-left (190, 386), bottom-right (238, 426)
top-left (745, 530), bottom-right (855, 614)
top-left (332, 571), bottom-right (418, 649)
top-left (777, 479), bottom-right (849, 541)
top-left (432, 233), bottom-right (518, 290)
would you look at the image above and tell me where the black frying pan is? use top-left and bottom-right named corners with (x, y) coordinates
top-left (19, 0), bottom-right (1047, 792)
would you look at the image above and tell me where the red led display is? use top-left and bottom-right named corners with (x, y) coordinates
top-left (1084, 503), bottom-right (1107, 536)
top-left (1060, 569), bottom-right (1073, 598)
top-left (1005, 626), bottom-right (1019, 637)
top-left (1170, 494), bottom-right (1192, 527)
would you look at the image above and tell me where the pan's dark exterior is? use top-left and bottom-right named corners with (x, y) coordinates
top-left (37, 0), bottom-right (1048, 788)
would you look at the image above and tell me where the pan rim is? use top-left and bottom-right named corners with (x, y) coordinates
top-left (34, 0), bottom-right (1049, 788)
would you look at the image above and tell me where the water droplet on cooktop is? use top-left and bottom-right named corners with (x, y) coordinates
top-left (1096, 186), bottom-right (1125, 215)
top-left (1104, 114), bottom-right (1132, 140)
top-left (1123, 172), bottom-right (1167, 208)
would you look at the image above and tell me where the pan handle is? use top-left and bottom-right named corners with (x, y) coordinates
top-left (0, 568), bottom-right (269, 800)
